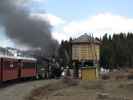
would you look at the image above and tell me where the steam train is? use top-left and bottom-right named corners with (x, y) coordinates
top-left (0, 55), bottom-right (62, 82)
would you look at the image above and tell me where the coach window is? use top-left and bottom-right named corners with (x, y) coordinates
top-left (23, 62), bottom-right (35, 68)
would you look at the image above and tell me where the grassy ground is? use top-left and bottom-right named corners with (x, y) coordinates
top-left (26, 79), bottom-right (133, 100)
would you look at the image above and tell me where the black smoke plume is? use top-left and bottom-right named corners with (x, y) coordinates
top-left (0, 0), bottom-right (59, 57)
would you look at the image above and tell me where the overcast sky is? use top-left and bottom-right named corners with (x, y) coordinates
top-left (0, 0), bottom-right (133, 47)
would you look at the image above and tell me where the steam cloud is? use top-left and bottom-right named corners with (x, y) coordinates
top-left (0, 0), bottom-right (59, 57)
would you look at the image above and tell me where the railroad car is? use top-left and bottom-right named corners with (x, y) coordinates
top-left (19, 57), bottom-right (37, 78)
top-left (0, 56), bottom-right (20, 81)
top-left (0, 55), bottom-right (61, 82)
top-left (0, 55), bottom-right (37, 82)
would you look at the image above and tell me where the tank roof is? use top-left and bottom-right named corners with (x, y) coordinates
top-left (71, 33), bottom-right (100, 44)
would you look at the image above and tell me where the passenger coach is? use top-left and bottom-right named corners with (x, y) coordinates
top-left (0, 55), bottom-right (37, 82)
top-left (0, 56), bottom-right (20, 81)
top-left (19, 57), bottom-right (37, 78)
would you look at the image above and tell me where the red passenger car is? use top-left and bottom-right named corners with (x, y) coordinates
top-left (0, 56), bottom-right (20, 81)
top-left (20, 58), bottom-right (37, 78)
top-left (0, 55), bottom-right (37, 82)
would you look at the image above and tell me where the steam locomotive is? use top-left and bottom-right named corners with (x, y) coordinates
top-left (0, 55), bottom-right (62, 82)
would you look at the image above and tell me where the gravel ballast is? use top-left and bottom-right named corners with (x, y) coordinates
top-left (0, 80), bottom-right (57, 100)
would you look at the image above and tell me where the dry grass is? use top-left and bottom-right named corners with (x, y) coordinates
top-left (80, 80), bottom-right (104, 90)
top-left (26, 79), bottom-right (133, 100)
top-left (96, 93), bottom-right (130, 100)
top-left (26, 78), bottom-right (79, 100)
top-left (118, 82), bottom-right (133, 92)
top-left (62, 76), bottom-right (79, 86)
top-left (26, 81), bottom-right (65, 100)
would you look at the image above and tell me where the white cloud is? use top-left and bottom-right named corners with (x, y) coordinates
top-left (63, 13), bottom-right (133, 37)
top-left (30, 13), bottom-right (66, 26)
top-left (45, 13), bottom-right (66, 26)
top-left (0, 39), bottom-right (14, 48)
top-left (52, 32), bottom-right (68, 42)
top-left (30, 12), bottom-right (133, 42)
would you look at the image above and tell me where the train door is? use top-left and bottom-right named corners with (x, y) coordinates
top-left (2, 58), bottom-right (19, 81)
top-left (17, 60), bottom-right (21, 79)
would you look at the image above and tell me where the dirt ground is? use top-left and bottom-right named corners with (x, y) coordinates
top-left (0, 79), bottom-right (132, 100)
top-left (0, 80), bottom-right (58, 100)
top-left (27, 79), bottom-right (133, 100)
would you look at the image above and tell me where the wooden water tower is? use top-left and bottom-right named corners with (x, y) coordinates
top-left (71, 33), bottom-right (100, 80)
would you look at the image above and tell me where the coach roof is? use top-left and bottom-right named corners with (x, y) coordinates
top-left (0, 55), bottom-right (37, 61)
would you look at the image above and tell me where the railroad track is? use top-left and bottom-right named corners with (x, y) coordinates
top-left (0, 78), bottom-right (42, 89)
top-left (0, 79), bottom-right (57, 100)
